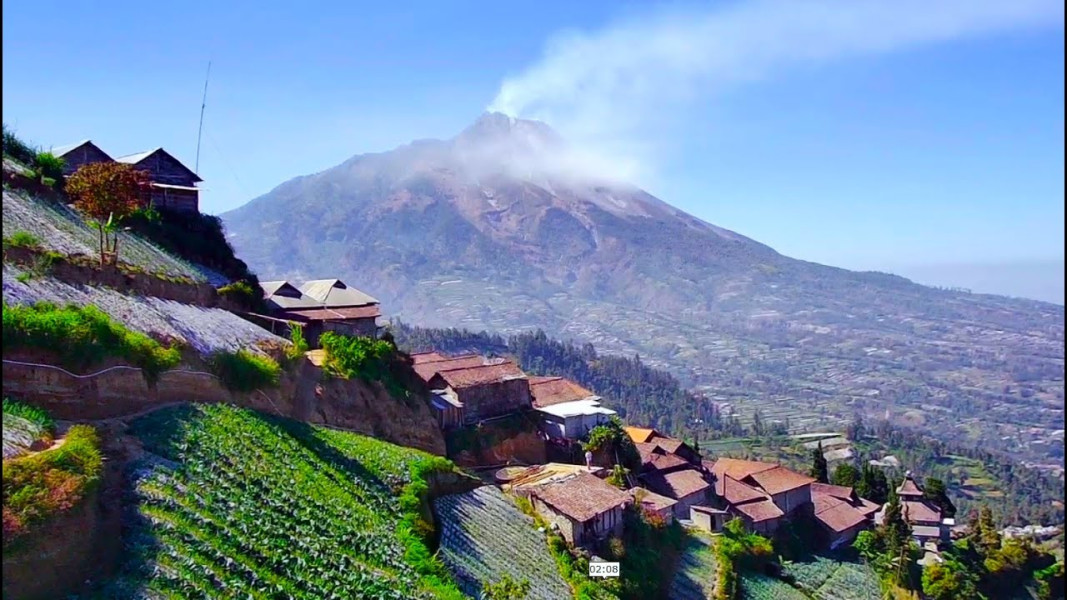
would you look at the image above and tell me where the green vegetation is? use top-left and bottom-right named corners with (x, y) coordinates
top-left (598, 508), bottom-right (688, 599)
top-left (670, 534), bottom-right (719, 600)
top-left (2, 123), bottom-right (36, 165)
top-left (810, 440), bottom-right (829, 483)
top-left (2, 398), bottom-right (54, 435)
top-left (34, 151), bottom-right (65, 186)
top-left (2, 300), bottom-right (182, 382)
top-left (2, 230), bottom-right (41, 250)
top-left (285, 323), bottom-right (310, 362)
top-left (582, 416), bottom-right (642, 473)
top-left (715, 518), bottom-right (776, 600)
top-left (66, 161), bottom-right (152, 266)
top-left (125, 208), bottom-right (266, 312)
top-left (208, 349), bottom-right (281, 392)
top-left (320, 331), bottom-right (410, 397)
top-left (3, 424), bottom-right (102, 547)
top-left (482, 575), bottom-right (531, 600)
top-left (87, 403), bottom-right (465, 599)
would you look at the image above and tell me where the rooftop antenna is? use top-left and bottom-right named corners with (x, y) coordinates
top-left (195, 60), bottom-right (212, 175)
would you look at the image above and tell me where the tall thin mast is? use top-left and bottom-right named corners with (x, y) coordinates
top-left (195, 60), bottom-right (212, 175)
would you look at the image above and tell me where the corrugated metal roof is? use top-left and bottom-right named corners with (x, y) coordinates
top-left (115, 149), bottom-right (160, 164)
top-left (534, 398), bottom-right (615, 419)
top-left (300, 279), bottom-right (379, 307)
top-left (50, 140), bottom-right (92, 157)
top-left (279, 305), bottom-right (381, 321)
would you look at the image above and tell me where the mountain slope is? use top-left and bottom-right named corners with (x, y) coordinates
top-left (222, 113), bottom-right (1065, 466)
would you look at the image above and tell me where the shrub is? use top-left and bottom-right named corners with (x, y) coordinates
top-left (286, 323), bottom-right (309, 361)
top-left (217, 279), bottom-right (262, 311)
top-left (66, 162), bottom-right (151, 266)
top-left (2, 230), bottom-right (41, 250)
top-left (209, 349), bottom-right (281, 392)
top-left (2, 424), bottom-right (103, 546)
top-left (34, 151), bottom-right (65, 186)
top-left (2, 123), bottom-right (36, 165)
top-left (2, 398), bottom-right (54, 435)
top-left (319, 331), bottom-right (411, 397)
top-left (2, 300), bottom-right (181, 382)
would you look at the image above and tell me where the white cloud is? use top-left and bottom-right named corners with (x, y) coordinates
top-left (489, 0), bottom-right (1064, 185)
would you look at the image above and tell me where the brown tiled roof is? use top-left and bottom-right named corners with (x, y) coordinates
top-left (650, 437), bottom-right (686, 455)
top-left (811, 482), bottom-right (856, 501)
top-left (716, 474), bottom-right (767, 505)
top-left (897, 475), bottom-right (925, 498)
top-left (532, 473), bottom-right (630, 522)
top-left (529, 375), bottom-right (561, 385)
top-left (635, 442), bottom-right (665, 463)
top-left (857, 498), bottom-right (881, 517)
top-left (530, 377), bottom-right (598, 408)
top-left (655, 469), bottom-right (711, 499)
top-left (624, 426), bottom-right (658, 444)
top-left (627, 487), bottom-right (678, 512)
top-left (746, 466), bottom-right (815, 496)
top-left (413, 355), bottom-right (488, 382)
top-left (902, 500), bottom-right (941, 524)
top-left (278, 305), bottom-right (381, 322)
top-left (435, 361), bottom-right (527, 389)
top-left (410, 351), bottom-right (447, 364)
top-left (647, 453), bottom-right (689, 473)
top-left (734, 498), bottom-right (784, 523)
top-left (813, 494), bottom-right (868, 533)
top-left (710, 458), bottom-right (779, 481)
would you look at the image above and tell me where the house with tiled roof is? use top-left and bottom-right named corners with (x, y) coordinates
top-left (258, 279), bottom-right (382, 346)
top-left (645, 468), bottom-right (713, 520)
top-left (427, 360), bottom-right (531, 426)
top-left (705, 472), bottom-right (785, 535)
top-left (810, 483), bottom-right (879, 549)
top-left (709, 458), bottom-right (814, 518)
top-left (624, 427), bottom-right (701, 465)
top-left (627, 487), bottom-right (678, 524)
top-left (530, 377), bottom-right (616, 440)
top-left (875, 472), bottom-right (952, 546)
top-left (528, 472), bottom-right (631, 547)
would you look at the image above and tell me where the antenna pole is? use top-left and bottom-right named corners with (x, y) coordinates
top-left (195, 60), bottom-right (212, 174)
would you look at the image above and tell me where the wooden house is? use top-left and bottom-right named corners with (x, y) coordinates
top-left (427, 362), bottom-right (531, 425)
top-left (710, 458), bottom-right (814, 517)
top-left (116, 148), bottom-right (202, 213)
top-left (51, 140), bottom-right (113, 176)
top-left (529, 473), bottom-right (631, 547)
top-left (259, 279), bottom-right (382, 346)
top-left (810, 483), bottom-right (879, 549)
top-left (623, 427), bottom-right (701, 465)
top-left (644, 468), bottom-right (713, 520)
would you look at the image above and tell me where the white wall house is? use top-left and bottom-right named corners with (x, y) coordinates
top-left (535, 398), bottom-right (617, 440)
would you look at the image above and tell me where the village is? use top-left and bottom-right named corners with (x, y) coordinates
top-left (254, 272), bottom-right (957, 564)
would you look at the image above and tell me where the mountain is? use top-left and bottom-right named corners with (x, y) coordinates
top-left (222, 112), bottom-right (1065, 467)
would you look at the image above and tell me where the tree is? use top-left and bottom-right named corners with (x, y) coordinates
top-left (751, 409), bottom-right (764, 437)
top-left (481, 575), bottom-right (531, 600)
top-left (923, 477), bottom-right (957, 519)
top-left (882, 488), bottom-right (911, 556)
top-left (66, 162), bottom-right (151, 266)
top-left (922, 559), bottom-right (979, 600)
top-left (831, 463), bottom-right (859, 488)
top-left (810, 441), bottom-right (829, 483)
top-left (34, 151), bottom-right (65, 186)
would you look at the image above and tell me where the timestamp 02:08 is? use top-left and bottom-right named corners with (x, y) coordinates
top-left (588, 561), bottom-right (620, 578)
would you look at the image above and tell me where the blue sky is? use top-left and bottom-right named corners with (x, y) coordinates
top-left (3, 0), bottom-right (1063, 277)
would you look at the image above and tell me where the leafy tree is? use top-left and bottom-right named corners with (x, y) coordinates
top-left (1035, 561), bottom-right (1064, 600)
top-left (751, 409), bottom-right (764, 437)
top-left (606, 464), bottom-right (628, 490)
top-left (831, 463), bottom-right (859, 487)
top-left (810, 440), bottom-right (829, 483)
top-left (66, 162), bottom-right (151, 265)
top-left (923, 477), bottom-right (957, 519)
top-left (481, 575), bottom-right (531, 600)
top-left (853, 529), bottom-right (884, 562)
top-left (922, 559), bottom-right (979, 600)
top-left (856, 463), bottom-right (890, 504)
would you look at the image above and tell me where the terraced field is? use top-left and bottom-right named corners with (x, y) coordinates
top-left (3, 187), bottom-right (225, 284)
top-left (781, 555), bottom-right (882, 600)
top-left (83, 404), bottom-right (465, 600)
top-left (3, 264), bottom-right (283, 356)
top-left (668, 533), bottom-right (718, 600)
top-left (739, 572), bottom-right (809, 600)
top-left (434, 486), bottom-right (570, 600)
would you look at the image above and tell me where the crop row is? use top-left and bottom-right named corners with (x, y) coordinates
top-left (668, 535), bottom-right (719, 600)
top-left (738, 572), bottom-right (809, 600)
top-left (2, 264), bottom-right (284, 357)
top-left (434, 486), bottom-right (571, 600)
top-left (2, 187), bottom-right (222, 283)
top-left (86, 404), bottom-right (447, 599)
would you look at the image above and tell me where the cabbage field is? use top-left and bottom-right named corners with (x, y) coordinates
top-left (739, 572), bottom-right (809, 600)
top-left (668, 533), bottom-right (719, 600)
top-left (780, 554), bottom-right (882, 600)
top-left (434, 486), bottom-right (570, 600)
top-left (83, 404), bottom-right (464, 599)
top-left (3, 187), bottom-right (225, 284)
top-left (3, 264), bottom-right (284, 356)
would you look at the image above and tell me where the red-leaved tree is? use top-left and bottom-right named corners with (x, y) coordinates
top-left (65, 162), bottom-right (151, 265)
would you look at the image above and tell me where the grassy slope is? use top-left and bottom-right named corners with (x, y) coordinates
top-left (84, 404), bottom-right (464, 600)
